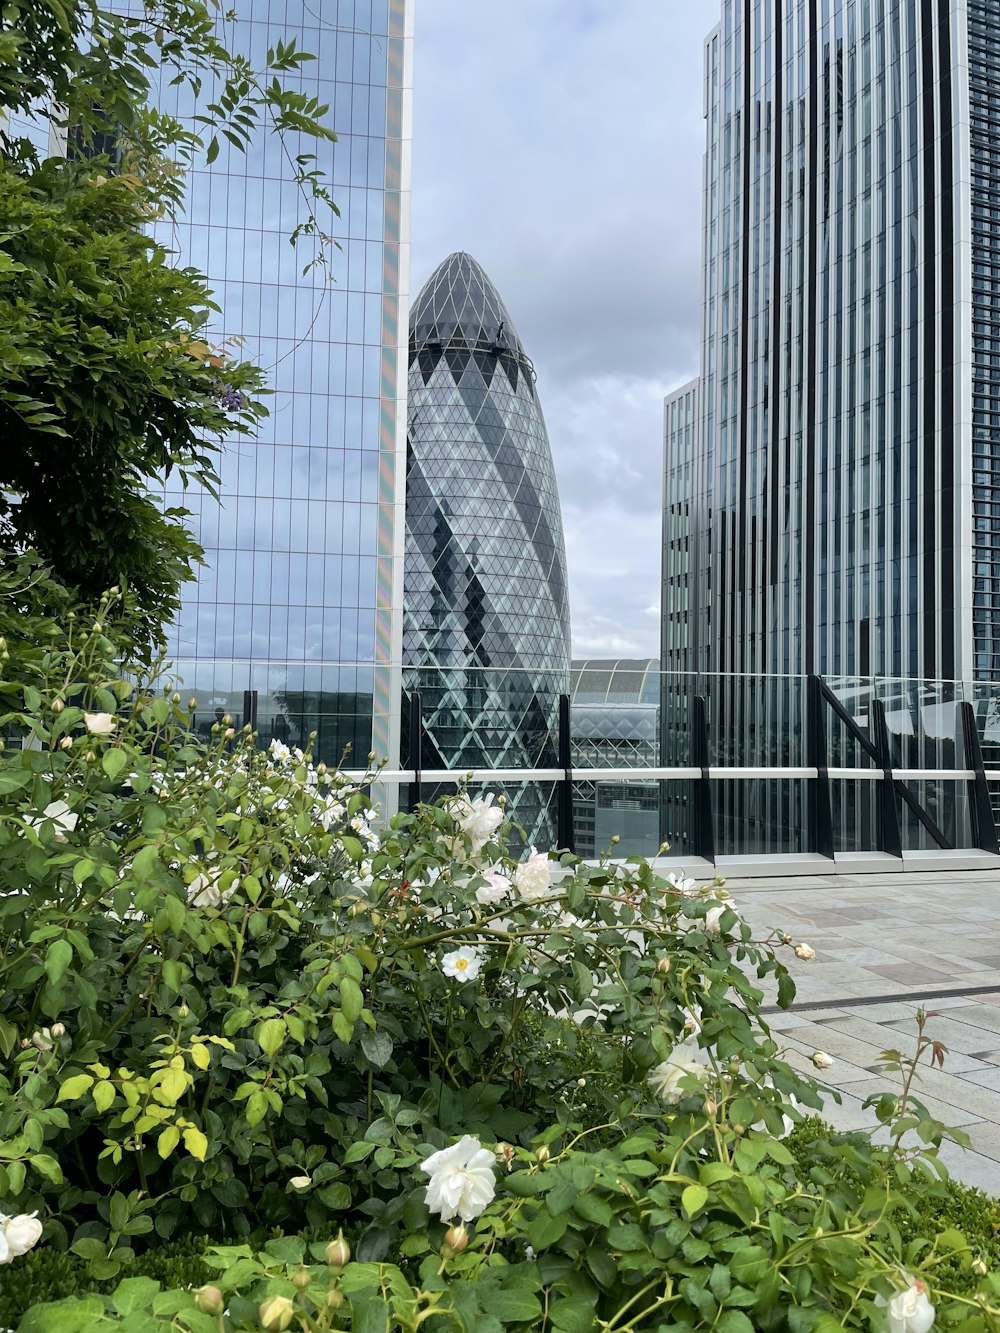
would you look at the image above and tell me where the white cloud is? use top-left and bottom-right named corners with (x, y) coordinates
top-left (410, 1), bottom-right (710, 661)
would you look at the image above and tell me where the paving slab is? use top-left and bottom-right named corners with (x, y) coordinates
top-left (714, 868), bottom-right (1000, 1190)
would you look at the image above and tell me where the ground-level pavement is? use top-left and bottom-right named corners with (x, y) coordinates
top-left (726, 870), bottom-right (1000, 1190)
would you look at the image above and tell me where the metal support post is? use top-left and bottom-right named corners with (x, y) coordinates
top-left (961, 700), bottom-right (1000, 855)
top-left (409, 692), bottom-right (423, 810)
top-left (242, 689), bottom-right (258, 732)
top-left (871, 698), bottom-right (902, 858)
top-left (556, 693), bottom-right (575, 854)
top-left (807, 674), bottom-right (835, 859)
top-left (691, 695), bottom-right (716, 865)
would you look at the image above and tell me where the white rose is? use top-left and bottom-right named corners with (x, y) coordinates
top-left (448, 794), bottom-right (504, 856)
top-left (881, 1279), bottom-right (935, 1333)
top-left (27, 800), bottom-right (78, 843)
top-left (475, 870), bottom-right (511, 905)
top-left (703, 899), bottom-right (738, 935)
top-left (440, 946), bottom-right (483, 982)
top-left (811, 1051), bottom-right (834, 1070)
top-left (648, 1041), bottom-right (709, 1105)
top-left (794, 942), bottom-right (817, 960)
top-left (1, 1213), bottom-right (43, 1260)
top-left (186, 872), bottom-right (238, 909)
top-left (664, 872), bottom-right (697, 894)
top-left (513, 849), bottom-right (553, 903)
top-left (420, 1135), bottom-right (497, 1222)
top-left (84, 712), bottom-right (116, 736)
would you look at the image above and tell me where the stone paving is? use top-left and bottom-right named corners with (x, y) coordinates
top-left (726, 869), bottom-right (1000, 1191)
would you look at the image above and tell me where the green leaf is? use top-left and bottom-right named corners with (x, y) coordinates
top-left (57, 1073), bottom-right (95, 1103)
top-left (102, 748), bottom-right (127, 780)
top-left (92, 1081), bottom-right (115, 1113)
top-left (342, 1140), bottom-right (375, 1164)
top-left (348, 1294), bottom-right (389, 1333)
top-left (29, 1153), bottom-right (63, 1184)
top-left (246, 1091), bottom-right (268, 1127)
top-left (158, 1125), bottom-right (180, 1159)
top-left (340, 835), bottom-right (365, 861)
top-left (112, 1277), bottom-right (161, 1316)
top-left (183, 1127), bottom-right (208, 1161)
top-left (255, 1017), bottom-right (287, 1056)
top-left (717, 1313), bottom-right (755, 1333)
top-left (545, 1176), bottom-right (578, 1217)
top-left (360, 1029), bottom-right (393, 1068)
top-left (44, 937), bottom-right (73, 985)
top-left (548, 1294), bottom-right (594, 1331)
top-left (526, 1210), bottom-right (568, 1249)
top-left (0, 1015), bottom-right (18, 1058)
top-left (681, 1183), bottom-right (709, 1218)
top-left (340, 975), bottom-right (364, 1024)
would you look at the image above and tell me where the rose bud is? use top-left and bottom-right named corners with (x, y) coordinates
top-left (258, 1295), bottom-right (294, 1331)
top-left (443, 1223), bottom-right (469, 1255)
top-left (794, 942), bottom-right (817, 960)
top-left (194, 1285), bottom-right (224, 1315)
top-left (325, 1232), bottom-right (351, 1270)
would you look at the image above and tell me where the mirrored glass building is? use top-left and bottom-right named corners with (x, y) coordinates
top-left (153, 1), bottom-right (413, 766)
top-left (402, 252), bottom-right (571, 844)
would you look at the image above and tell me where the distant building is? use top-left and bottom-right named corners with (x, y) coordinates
top-left (664, 1), bottom-right (1000, 684)
top-left (155, 1), bottom-right (414, 767)
top-left (403, 253), bottom-right (570, 843)
top-left (570, 659), bottom-right (660, 859)
top-left (661, 1), bottom-right (1000, 853)
top-left (662, 380), bottom-right (700, 676)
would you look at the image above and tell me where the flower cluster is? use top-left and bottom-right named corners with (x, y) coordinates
top-left (212, 380), bottom-right (245, 412)
top-left (447, 793), bottom-right (503, 858)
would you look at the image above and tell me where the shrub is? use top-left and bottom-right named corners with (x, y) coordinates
top-left (3, 574), bottom-right (1000, 1328)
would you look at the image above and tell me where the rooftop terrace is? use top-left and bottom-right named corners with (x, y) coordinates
top-left (737, 869), bottom-right (1000, 1191)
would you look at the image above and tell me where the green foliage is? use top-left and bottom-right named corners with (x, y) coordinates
top-left (0, 1233), bottom-right (212, 1327)
top-left (0, 0), bottom-right (337, 639)
top-left (0, 162), bottom-right (264, 632)
top-left (2, 597), bottom-right (1000, 1327)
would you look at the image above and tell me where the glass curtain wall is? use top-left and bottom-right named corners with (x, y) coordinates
top-left (149, 0), bottom-right (412, 767)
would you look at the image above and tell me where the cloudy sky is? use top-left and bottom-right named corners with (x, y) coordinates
top-left (409, 2), bottom-right (711, 659)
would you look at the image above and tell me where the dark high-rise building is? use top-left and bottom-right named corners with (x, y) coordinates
top-left (664, 1), bottom-right (1000, 685)
top-left (403, 252), bottom-right (570, 842)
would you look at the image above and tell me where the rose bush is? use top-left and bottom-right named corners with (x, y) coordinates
top-left (2, 567), bottom-right (1000, 1328)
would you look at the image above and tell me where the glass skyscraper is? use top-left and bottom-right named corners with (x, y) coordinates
top-left (156, 1), bottom-right (413, 765)
top-left (402, 252), bottom-right (571, 842)
top-left (664, 0), bottom-right (1000, 686)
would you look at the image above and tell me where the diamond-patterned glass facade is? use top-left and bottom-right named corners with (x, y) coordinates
top-left (402, 253), bottom-right (570, 844)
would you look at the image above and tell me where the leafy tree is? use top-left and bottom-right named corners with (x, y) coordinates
top-left (0, 1), bottom-right (336, 641)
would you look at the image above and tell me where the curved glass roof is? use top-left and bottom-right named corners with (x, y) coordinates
top-left (570, 658), bottom-right (660, 707)
top-left (410, 251), bottom-right (527, 359)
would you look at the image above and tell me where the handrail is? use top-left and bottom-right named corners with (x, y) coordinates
top-left (356, 765), bottom-right (989, 784)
